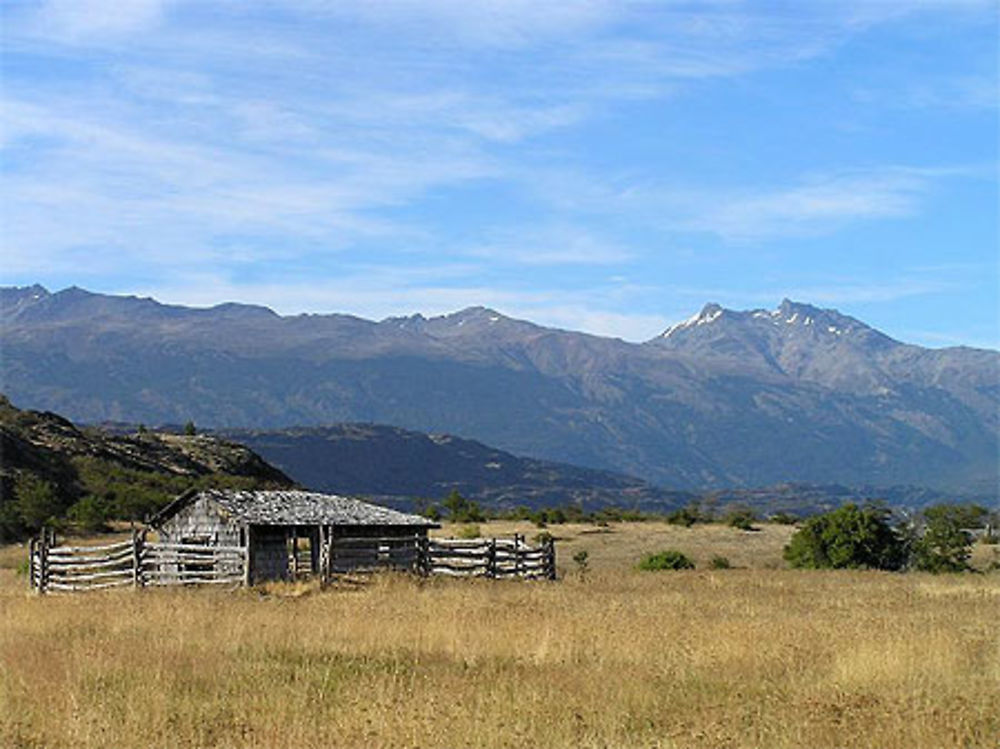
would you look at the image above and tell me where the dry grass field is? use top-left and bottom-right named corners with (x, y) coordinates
top-left (1, 521), bottom-right (998, 748)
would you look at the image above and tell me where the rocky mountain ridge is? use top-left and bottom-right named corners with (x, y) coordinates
top-left (2, 285), bottom-right (997, 495)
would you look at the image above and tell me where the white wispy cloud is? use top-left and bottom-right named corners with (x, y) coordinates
top-left (852, 75), bottom-right (999, 112)
top-left (30, 0), bottom-right (175, 38)
top-left (465, 226), bottom-right (633, 267)
top-left (689, 169), bottom-right (932, 241)
top-left (2, 0), bottom-right (994, 348)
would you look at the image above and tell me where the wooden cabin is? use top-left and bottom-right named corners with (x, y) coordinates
top-left (147, 489), bottom-right (438, 583)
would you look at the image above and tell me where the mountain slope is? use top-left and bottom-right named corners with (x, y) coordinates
top-left (220, 423), bottom-right (694, 511)
top-left (2, 285), bottom-right (997, 494)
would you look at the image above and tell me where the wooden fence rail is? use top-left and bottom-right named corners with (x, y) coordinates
top-left (29, 531), bottom-right (556, 594)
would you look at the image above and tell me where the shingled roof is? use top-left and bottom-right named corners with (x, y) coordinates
top-left (149, 489), bottom-right (438, 528)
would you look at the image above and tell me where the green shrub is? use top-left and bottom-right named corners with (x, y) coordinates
top-left (724, 508), bottom-right (756, 531)
top-left (456, 523), bottom-right (481, 539)
top-left (769, 512), bottom-right (800, 525)
top-left (531, 507), bottom-right (567, 525)
top-left (637, 550), bottom-right (695, 571)
top-left (533, 531), bottom-right (554, 545)
top-left (572, 550), bottom-right (590, 578)
top-left (911, 505), bottom-right (974, 573)
top-left (67, 496), bottom-right (111, 533)
top-left (709, 555), bottom-right (731, 569)
top-left (783, 503), bottom-right (906, 570)
top-left (665, 508), bottom-right (698, 527)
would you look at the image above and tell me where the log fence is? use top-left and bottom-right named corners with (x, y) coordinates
top-left (29, 530), bottom-right (556, 594)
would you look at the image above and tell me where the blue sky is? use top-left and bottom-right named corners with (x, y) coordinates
top-left (2, 0), bottom-right (997, 347)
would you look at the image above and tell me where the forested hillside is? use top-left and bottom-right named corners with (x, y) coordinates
top-left (0, 395), bottom-right (292, 541)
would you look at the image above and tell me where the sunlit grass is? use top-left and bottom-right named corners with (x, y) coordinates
top-left (1, 523), bottom-right (998, 748)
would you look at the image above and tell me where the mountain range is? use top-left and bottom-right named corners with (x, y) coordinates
top-left (2, 284), bottom-right (997, 496)
top-left (217, 423), bottom-right (979, 515)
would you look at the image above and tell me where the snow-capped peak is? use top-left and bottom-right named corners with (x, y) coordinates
top-left (749, 299), bottom-right (878, 339)
top-left (661, 303), bottom-right (724, 338)
top-left (655, 299), bottom-right (886, 345)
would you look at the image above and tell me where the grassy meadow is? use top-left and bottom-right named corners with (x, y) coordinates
top-left (1, 521), bottom-right (998, 748)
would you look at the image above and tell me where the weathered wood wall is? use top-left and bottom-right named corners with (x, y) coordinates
top-left (158, 495), bottom-right (242, 547)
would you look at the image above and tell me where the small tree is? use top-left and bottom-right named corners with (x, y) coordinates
top-left (14, 473), bottom-right (64, 531)
top-left (783, 503), bottom-right (906, 570)
top-left (67, 496), bottom-right (111, 533)
top-left (184, 420), bottom-right (197, 436)
top-left (665, 507), bottom-right (699, 527)
top-left (442, 490), bottom-right (485, 523)
top-left (911, 505), bottom-right (974, 573)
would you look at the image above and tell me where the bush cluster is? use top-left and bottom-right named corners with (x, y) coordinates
top-left (637, 550), bottom-right (695, 571)
top-left (784, 502), bottom-right (994, 573)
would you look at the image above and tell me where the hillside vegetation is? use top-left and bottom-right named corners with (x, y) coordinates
top-left (1, 522), bottom-right (997, 749)
top-left (0, 395), bottom-right (292, 541)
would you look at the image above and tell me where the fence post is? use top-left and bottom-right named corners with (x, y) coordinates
top-left (28, 537), bottom-right (37, 591)
top-left (38, 532), bottom-right (48, 594)
top-left (486, 538), bottom-right (497, 579)
top-left (514, 533), bottom-right (522, 578)
top-left (417, 536), bottom-right (428, 576)
top-left (546, 537), bottom-right (556, 580)
top-left (131, 529), bottom-right (144, 588)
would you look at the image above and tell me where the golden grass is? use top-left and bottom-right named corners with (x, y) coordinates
top-left (2, 523), bottom-right (998, 749)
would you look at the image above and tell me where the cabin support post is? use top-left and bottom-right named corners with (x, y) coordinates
top-left (243, 525), bottom-right (253, 587)
top-left (326, 526), bottom-right (335, 583)
top-left (288, 527), bottom-right (298, 582)
top-left (317, 525), bottom-right (328, 588)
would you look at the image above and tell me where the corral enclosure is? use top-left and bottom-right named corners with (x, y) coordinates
top-left (2, 521), bottom-right (998, 749)
top-left (27, 493), bottom-right (556, 593)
